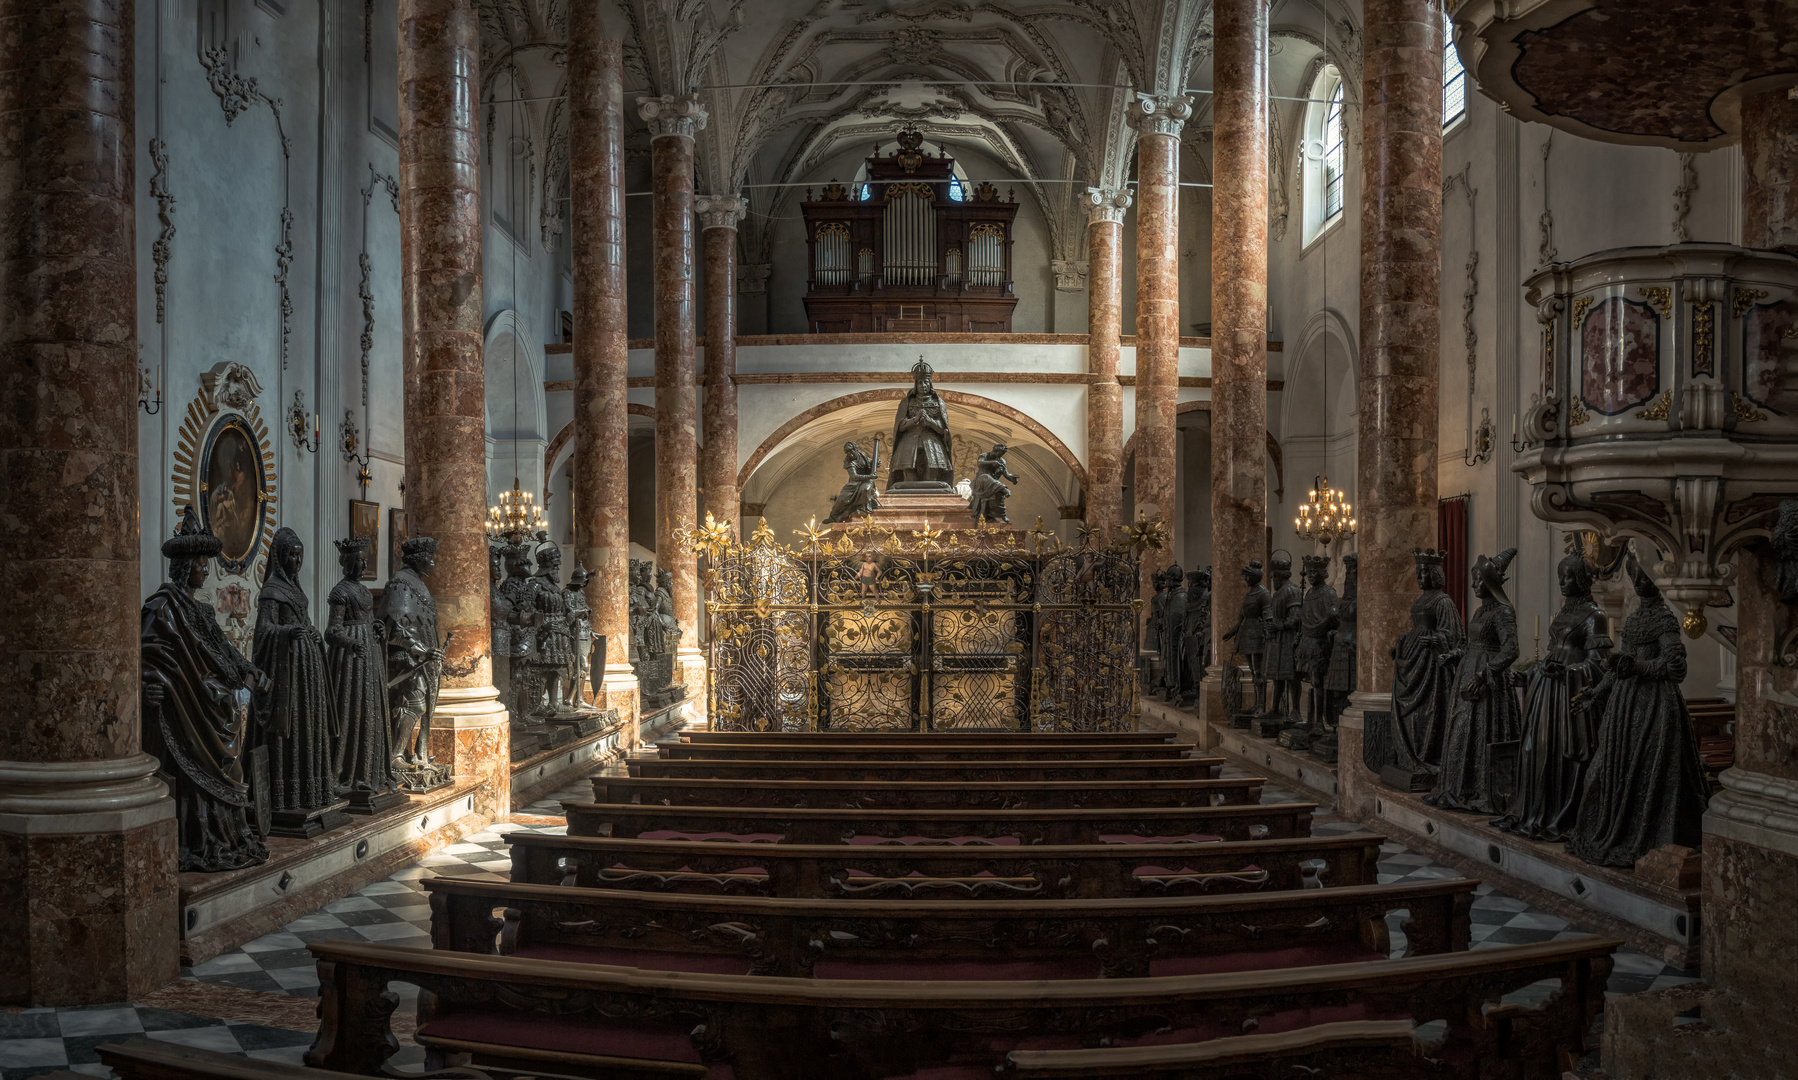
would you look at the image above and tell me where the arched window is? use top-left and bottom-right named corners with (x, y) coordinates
top-left (1443, 11), bottom-right (1468, 128)
top-left (1322, 81), bottom-right (1345, 219)
top-left (1302, 66), bottom-right (1346, 246)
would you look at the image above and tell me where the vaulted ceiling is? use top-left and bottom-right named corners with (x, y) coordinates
top-left (479, 0), bottom-right (1363, 269)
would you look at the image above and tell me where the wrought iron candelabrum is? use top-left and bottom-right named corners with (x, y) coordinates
top-left (486, 478), bottom-right (544, 542)
top-left (1295, 475), bottom-right (1356, 545)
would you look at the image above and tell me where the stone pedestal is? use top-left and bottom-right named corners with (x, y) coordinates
top-left (268, 802), bottom-right (352, 840)
top-left (828, 491), bottom-right (981, 534)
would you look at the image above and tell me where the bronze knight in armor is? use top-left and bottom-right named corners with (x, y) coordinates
top-left (888, 358), bottom-right (953, 492)
top-left (498, 539), bottom-right (537, 719)
top-left (140, 507), bottom-right (269, 871)
top-left (565, 563), bottom-right (595, 710)
top-left (1177, 567), bottom-right (1211, 707)
top-left (1222, 560), bottom-right (1270, 719)
top-left (1261, 554), bottom-right (1303, 733)
top-left (1291, 554), bottom-right (1339, 751)
top-left (378, 536), bottom-right (451, 790)
top-left (968, 443), bottom-right (1019, 524)
top-left (1157, 563), bottom-right (1186, 700)
top-left (527, 535), bottom-right (576, 717)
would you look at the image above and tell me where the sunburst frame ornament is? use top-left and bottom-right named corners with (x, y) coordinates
top-left (171, 361), bottom-right (278, 579)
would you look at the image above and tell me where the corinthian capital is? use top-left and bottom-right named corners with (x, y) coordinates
top-left (695, 193), bottom-right (747, 230)
top-left (1127, 93), bottom-right (1194, 138)
top-left (1085, 186), bottom-right (1133, 225)
top-left (638, 94), bottom-right (708, 139)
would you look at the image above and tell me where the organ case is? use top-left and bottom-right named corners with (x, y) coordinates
top-left (800, 133), bottom-right (1020, 333)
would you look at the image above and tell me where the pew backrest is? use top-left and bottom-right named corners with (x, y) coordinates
top-left (651, 740), bottom-right (1197, 761)
top-left (627, 757), bottom-right (1223, 782)
top-left (592, 775), bottom-right (1263, 809)
top-left (504, 831), bottom-right (1385, 898)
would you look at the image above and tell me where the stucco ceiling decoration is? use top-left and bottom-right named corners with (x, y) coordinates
top-left (1453, 0), bottom-right (1798, 150)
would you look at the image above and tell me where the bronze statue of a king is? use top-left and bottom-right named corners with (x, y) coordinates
top-left (888, 357), bottom-right (954, 493)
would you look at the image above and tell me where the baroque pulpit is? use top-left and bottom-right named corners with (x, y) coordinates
top-left (800, 129), bottom-right (1020, 333)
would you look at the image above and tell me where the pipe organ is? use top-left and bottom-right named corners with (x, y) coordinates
top-left (801, 130), bottom-right (1020, 333)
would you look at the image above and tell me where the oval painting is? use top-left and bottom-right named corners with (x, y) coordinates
top-left (204, 420), bottom-right (262, 565)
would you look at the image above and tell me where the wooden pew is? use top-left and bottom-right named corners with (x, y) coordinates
top-left (650, 739), bottom-right (1198, 761)
top-left (424, 876), bottom-right (1475, 979)
top-left (562, 799), bottom-right (1316, 846)
top-left (89, 1039), bottom-right (580, 1080)
top-left (305, 936), bottom-right (1618, 1080)
top-left (1003, 1020), bottom-right (1427, 1077)
top-left (505, 831), bottom-right (1384, 898)
top-left (681, 730), bottom-right (1176, 744)
top-left (627, 756), bottom-right (1224, 783)
top-left (593, 774), bottom-right (1264, 810)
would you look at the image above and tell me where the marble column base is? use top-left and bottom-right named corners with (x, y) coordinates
top-left (429, 684), bottom-right (510, 820)
top-left (0, 754), bottom-right (180, 1005)
top-left (598, 665), bottom-right (642, 749)
top-left (676, 651), bottom-right (707, 726)
top-left (1333, 691), bottom-right (1385, 821)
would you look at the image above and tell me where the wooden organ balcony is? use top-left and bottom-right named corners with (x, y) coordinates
top-left (800, 134), bottom-right (1021, 334)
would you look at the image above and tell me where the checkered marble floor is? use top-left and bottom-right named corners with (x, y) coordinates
top-left (0, 747), bottom-right (1694, 1078)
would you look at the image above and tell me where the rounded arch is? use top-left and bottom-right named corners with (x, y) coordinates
top-left (545, 402), bottom-right (656, 481)
top-left (737, 388), bottom-right (1089, 494)
top-left (1279, 307), bottom-right (1359, 442)
top-left (1121, 407), bottom-right (1286, 504)
top-left (1298, 61), bottom-right (1348, 246)
top-left (483, 309), bottom-right (547, 441)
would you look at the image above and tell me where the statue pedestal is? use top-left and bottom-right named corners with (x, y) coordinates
top-left (833, 491), bottom-right (982, 534)
top-left (343, 788), bottom-right (409, 815)
top-left (268, 802), bottom-right (351, 839)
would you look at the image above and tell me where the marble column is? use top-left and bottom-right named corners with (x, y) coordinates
top-left (1128, 95), bottom-right (1192, 570)
top-left (1742, 87), bottom-right (1798, 252)
top-left (0, 0), bottom-right (179, 1006)
top-left (397, 0), bottom-right (508, 813)
top-left (640, 94), bottom-right (707, 711)
top-left (1337, 0), bottom-right (1443, 815)
top-left (568, 17), bottom-right (638, 737)
top-left (1085, 186), bottom-right (1132, 542)
top-left (1200, 0), bottom-right (1272, 736)
top-left (697, 194), bottom-right (746, 536)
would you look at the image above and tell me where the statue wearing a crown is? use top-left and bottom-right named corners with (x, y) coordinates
top-left (889, 358), bottom-right (954, 493)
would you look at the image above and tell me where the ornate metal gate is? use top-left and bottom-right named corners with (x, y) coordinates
top-left (691, 516), bottom-right (1149, 733)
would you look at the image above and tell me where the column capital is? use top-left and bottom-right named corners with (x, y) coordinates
top-left (738, 263), bottom-right (772, 295)
top-left (1052, 258), bottom-right (1088, 291)
top-left (638, 93), bottom-right (708, 139)
top-left (1085, 185), bottom-right (1133, 225)
top-left (1128, 93), bottom-right (1194, 138)
top-left (695, 193), bottom-right (747, 230)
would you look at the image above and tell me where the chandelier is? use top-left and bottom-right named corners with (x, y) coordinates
top-left (486, 476), bottom-right (544, 543)
top-left (1295, 474), bottom-right (1356, 544)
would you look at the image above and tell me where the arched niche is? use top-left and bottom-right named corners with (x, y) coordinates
top-left (483, 309), bottom-right (549, 507)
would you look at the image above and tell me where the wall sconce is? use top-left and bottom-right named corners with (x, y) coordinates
top-left (288, 390), bottom-right (319, 453)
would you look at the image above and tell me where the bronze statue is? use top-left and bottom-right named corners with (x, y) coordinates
top-left (1774, 498), bottom-right (1798, 602)
top-left (968, 443), bottom-right (1019, 524)
top-left (325, 537), bottom-right (400, 812)
top-left (655, 567), bottom-right (681, 654)
top-left (825, 440), bottom-right (880, 524)
top-left (1221, 560), bottom-right (1270, 720)
top-left (565, 563), bottom-right (595, 709)
top-left (489, 542), bottom-right (513, 718)
top-left (1323, 553), bottom-right (1358, 718)
top-left (379, 536), bottom-right (450, 790)
top-left (1144, 568), bottom-right (1169, 689)
top-left (528, 536), bottom-right (575, 716)
top-left (888, 358), bottom-right (953, 492)
top-left (498, 539), bottom-right (538, 719)
top-left (1568, 549), bottom-right (1707, 868)
top-left (1177, 567), bottom-right (1211, 707)
top-left (1158, 564), bottom-right (1188, 700)
top-left (251, 527), bottom-right (349, 836)
top-left (1388, 548), bottom-right (1465, 781)
top-left (628, 559), bottom-right (653, 661)
top-left (1294, 554), bottom-right (1339, 748)
top-left (1263, 554), bottom-right (1303, 731)
top-left (1428, 548), bottom-right (1521, 814)
top-left (141, 506), bottom-right (268, 871)
top-left (1492, 551), bottom-right (1612, 842)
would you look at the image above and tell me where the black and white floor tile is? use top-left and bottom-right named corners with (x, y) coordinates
top-left (0, 749), bottom-right (1694, 1077)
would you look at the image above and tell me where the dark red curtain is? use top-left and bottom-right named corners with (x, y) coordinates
top-left (1438, 496), bottom-right (1470, 626)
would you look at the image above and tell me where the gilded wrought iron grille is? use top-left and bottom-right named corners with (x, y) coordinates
top-left (695, 516), bottom-right (1147, 733)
